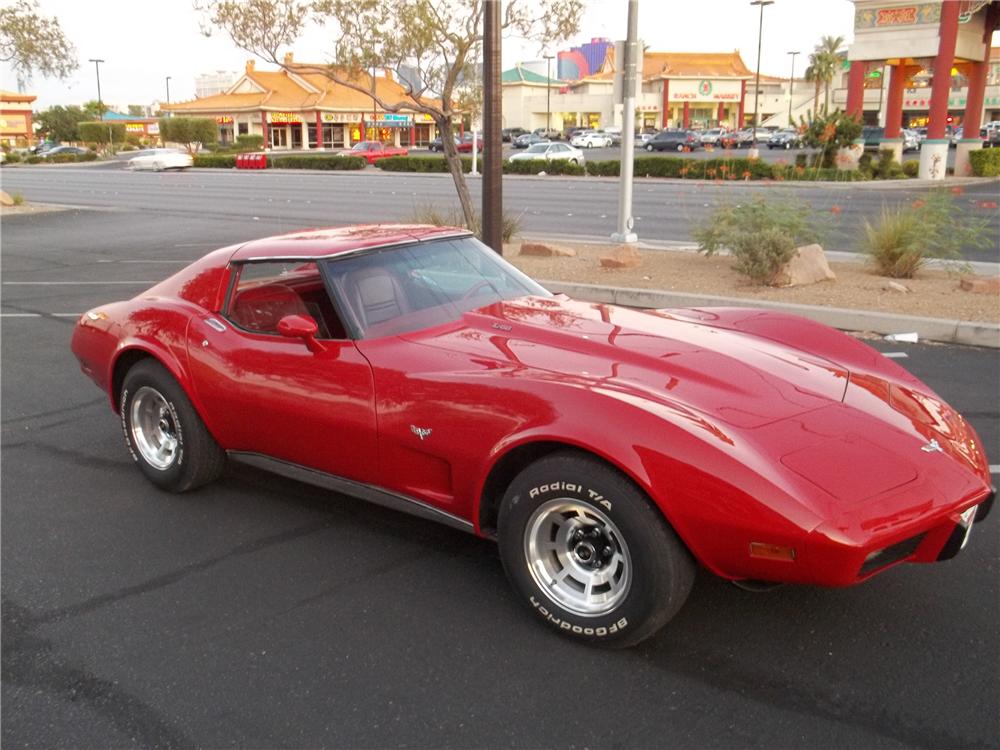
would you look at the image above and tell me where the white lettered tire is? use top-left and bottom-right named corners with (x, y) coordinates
top-left (497, 451), bottom-right (695, 648)
top-left (120, 359), bottom-right (225, 492)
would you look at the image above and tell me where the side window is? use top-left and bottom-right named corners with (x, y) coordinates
top-left (225, 261), bottom-right (347, 339)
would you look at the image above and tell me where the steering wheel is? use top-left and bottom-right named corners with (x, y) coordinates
top-left (461, 280), bottom-right (495, 300)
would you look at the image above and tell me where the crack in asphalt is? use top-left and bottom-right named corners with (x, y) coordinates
top-left (2, 397), bottom-right (107, 427)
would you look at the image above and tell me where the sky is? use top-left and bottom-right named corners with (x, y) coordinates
top-left (1, 0), bottom-right (859, 111)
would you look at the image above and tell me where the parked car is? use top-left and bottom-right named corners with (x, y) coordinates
top-left (455, 133), bottom-right (484, 153)
top-left (127, 148), bottom-right (193, 171)
top-left (643, 129), bottom-right (700, 152)
top-left (719, 129), bottom-right (756, 148)
top-left (861, 126), bottom-right (885, 150)
top-left (700, 128), bottom-right (726, 146)
top-left (901, 129), bottom-right (921, 152)
top-left (532, 127), bottom-right (562, 140)
top-left (603, 126), bottom-right (622, 145)
top-left (634, 133), bottom-right (654, 149)
top-left (427, 136), bottom-right (455, 152)
top-left (570, 131), bottom-right (613, 149)
top-left (508, 141), bottom-right (584, 165)
top-left (31, 141), bottom-right (60, 154)
top-left (39, 145), bottom-right (90, 159)
top-left (501, 127), bottom-right (528, 142)
top-left (512, 132), bottom-right (548, 149)
top-left (340, 141), bottom-right (408, 164)
top-left (981, 122), bottom-right (1000, 148)
top-left (70, 223), bottom-right (995, 648)
top-left (766, 129), bottom-right (803, 150)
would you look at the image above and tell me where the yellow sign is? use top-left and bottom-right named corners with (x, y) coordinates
top-left (269, 111), bottom-right (303, 124)
top-left (125, 123), bottom-right (145, 133)
top-left (216, 115), bottom-right (234, 125)
top-left (0, 114), bottom-right (27, 134)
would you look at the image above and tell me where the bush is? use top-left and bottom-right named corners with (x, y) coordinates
top-left (407, 202), bottom-right (523, 244)
top-left (268, 155), bottom-right (366, 170)
top-left (693, 198), bottom-right (818, 285)
top-left (11, 191), bottom-right (24, 205)
top-left (4, 151), bottom-right (22, 163)
top-left (863, 188), bottom-right (993, 277)
top-left (585, 160), bottom-right (620, 176)
top-left (159, 117), bottom-right (218, 151)
top-left (800, 110), bottom-right (863, 168)
top-left (504, 159), bottom-right (585, 175)
top-left (192, 154), bottom-right (237, 168)
top-left (771, 165), bottom-right (869, 182)
top-left (794, 153), bottom-right (809, 168)
top-left (969, 147), bottom-right (1000, 176)
top-left (902, 160), bottom-right (919, 177)
top-left (378, 156), bottom-right (472, 173)
top-left (25, 155), bottom-right (41, 164)
top-left (235, 134), bottom-right (265, 152)
top-left (77, 121), bottom-right (127, 145)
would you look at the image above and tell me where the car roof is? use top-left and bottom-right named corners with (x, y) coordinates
top-left (229, 224), bottom-right (473, 262)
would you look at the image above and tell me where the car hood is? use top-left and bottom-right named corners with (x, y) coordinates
top-left (406, 296), bottom-right (849, 429)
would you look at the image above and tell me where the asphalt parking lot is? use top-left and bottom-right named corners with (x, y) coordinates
top-left (2, 203), bottom-right (998, 748)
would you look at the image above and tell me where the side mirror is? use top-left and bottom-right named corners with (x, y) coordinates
top-left (277, 314), bottom-right (326, 354)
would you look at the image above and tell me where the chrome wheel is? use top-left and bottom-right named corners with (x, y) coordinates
top-left (524, 499), bottom-right (631, 617)
top-left (130, 386), bottom-right (179, 470)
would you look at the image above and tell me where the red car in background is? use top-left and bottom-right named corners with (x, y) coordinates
top-left (70, 225), bottom-right (994, 648)
top-left (455, 133), bottom-right (484, 153)
top-left (341, 141), bottom-right (408, 164)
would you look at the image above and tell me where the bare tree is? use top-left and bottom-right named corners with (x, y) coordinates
top-left (0, 0), bottom-right (77, 91)
top-left (200, 0), bottom-right (582, 229)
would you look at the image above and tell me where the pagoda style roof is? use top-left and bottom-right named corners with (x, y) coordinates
top-left (501, 65), bottom-right (563, 86)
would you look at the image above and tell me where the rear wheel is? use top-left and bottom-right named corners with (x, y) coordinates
top-left (498, 451), bottom-right (695, 648)
top-left (645, 143), bottom-right (654, 152)
top-left (676, 143), bottom-right (684, 152)
top-left (120, 359), bottom-right (225, 492)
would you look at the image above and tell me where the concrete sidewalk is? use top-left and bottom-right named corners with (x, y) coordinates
top-left (542, 279), bottom-right (1000, 349)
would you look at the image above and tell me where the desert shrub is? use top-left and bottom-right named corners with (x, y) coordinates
top-left (969, 147), bottom-right (1000, 176)
top-left (902, 160), bottom-right (919, 177)
top-left (236, 134), bottom-right (265, 152)
top-left (863, 188), bottom-right (993, 277)
top-left (693, 198), bottom-right (818, 285)
top-left (874, 148), bottom-right (901, 179)
top-left (11, 192), bottom-right (24, 205)
top-left (192, 154), bottom-right (237, 168)
top-left (800, 110), bottom-right (863, 168)
top-left (408, 202), bottom-right (523, 244)
top-left (268, 155), bottom-right (366, 170)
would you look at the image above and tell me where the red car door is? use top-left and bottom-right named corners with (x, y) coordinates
top-left (185, 261), bottom-right (379, 484)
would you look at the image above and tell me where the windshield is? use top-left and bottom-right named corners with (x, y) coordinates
top-left (322, 236), bottom-right (551, 339)
top-left (350, 142), bottom-right (372, 151)
top-left (525, 144), bottom-right (549, 153)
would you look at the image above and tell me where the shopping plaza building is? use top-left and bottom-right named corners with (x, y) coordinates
top-left (1, 90), bottom-right (36, 147)
top-left (162, 54), bottom-right (440, 149)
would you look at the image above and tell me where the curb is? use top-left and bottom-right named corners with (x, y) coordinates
top-left (540, 280), bottom-right (1000, 349)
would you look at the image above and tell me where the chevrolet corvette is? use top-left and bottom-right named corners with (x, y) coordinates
top-left (71, 225), bottom-right (995, 647)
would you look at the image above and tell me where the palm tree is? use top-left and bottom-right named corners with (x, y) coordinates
top-left (804, 59), bottom-right (822, 118)
top-left (812, 35), bottom-right (846, 113)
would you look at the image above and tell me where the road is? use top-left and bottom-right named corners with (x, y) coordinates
top-left (1, 206), bottom-right (998, 748)
top-left (1, 164), bottom-right (998, 263)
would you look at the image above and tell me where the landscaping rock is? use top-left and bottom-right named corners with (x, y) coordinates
top-left (519, 242), bottom-right (576, 258)
top-left (959, 275), bottom-right (1000, 294)
top-left (599, 244), bottom-right (643, 269)
top-left (0, 191), bottom-right (13, 207)
top-left (882, 281), bottom-right (911, 293)
top-left (772, 244), bottom-right (836, 287)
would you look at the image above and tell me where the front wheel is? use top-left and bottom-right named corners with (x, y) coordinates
top-left (121, 359), bottom-right (225, 492)
top-left (676, 143), bottom-right (684, 152)
top-left (645, 144), bottom-right (654, 152)
top-left (498, 451), bottom-right (695, 648)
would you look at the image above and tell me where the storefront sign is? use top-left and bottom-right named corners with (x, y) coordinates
top-left (0, 114), bottom-right (27, 134)
top-left (322, 112), bottom-right (363, 123)
top-left (414, 113), bottom-right (435, 123)
top-left (216, 115), bottom-right (234, 125)
top-left (375, 113), bottom-right (411, 127)
top-left (269, 111), bottom-right (303, 124)
top-left (669, 79), bottom-right (741, 102)
top-left (855, 3), bottom-right (939, 29)
top-left (148, 123), bottom-right (160, 135)
top-left (125, 123), bottom-right (146, 133)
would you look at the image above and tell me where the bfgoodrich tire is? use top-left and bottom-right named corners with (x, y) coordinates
top-left (498, 451), bottom-right (695, 648)
top-left (120, 359), bottom-right (225, 492)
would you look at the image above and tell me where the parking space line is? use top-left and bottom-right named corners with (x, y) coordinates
top-left (991, 465), bottom-right (1000, 475)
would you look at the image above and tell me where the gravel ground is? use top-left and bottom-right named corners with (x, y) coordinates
top-left (506, 241), bottom-right (1000, 323)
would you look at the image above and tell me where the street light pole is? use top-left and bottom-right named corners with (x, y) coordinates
top-left (787, 50), bottom-right (799, 124)
top-left (166, 76), bottom-right (172, 104)
top-left (544, 54), bottom-right (555, 136)
top-left (88, 58), bottom-right (105, 120)
top-left (611, 0), bottom-right (638, 244)
top-left (749, 0), bottom-right (773, 157)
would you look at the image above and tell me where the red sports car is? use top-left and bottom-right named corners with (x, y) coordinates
top-left (71, 225), bottom-right (995, 647)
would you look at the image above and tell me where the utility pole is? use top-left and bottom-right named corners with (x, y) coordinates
top-left (612, 0), bottom-right (638, 244)
top-left (481, 0), bottom-right (502, 254)
top-left (166, 76), bottom-right (172, 104)
top-left (89, 58), bottom-right (105, 120)
top-left (544, 54), bottom-right (555, 136)
top-left (787, 51), bottom-right (799, 124)
top-left (749, 0), bottom-right (773, 157)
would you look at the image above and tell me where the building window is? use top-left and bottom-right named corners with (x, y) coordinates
top-left (238, 122), bottom-right (249, 136)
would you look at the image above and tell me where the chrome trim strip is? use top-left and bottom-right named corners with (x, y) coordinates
top-left (241, 231), bottom-right (474, 262)
top-left (227, 451), bottom-right (475, 534)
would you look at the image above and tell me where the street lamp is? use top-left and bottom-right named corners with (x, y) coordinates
top-left (787, 51), bottom-right (799, 124)
top-left (88, 58), bottom-right (105, 120)
top-left (544, 53), bottom-right (555, 136)
top-left (749, 0), bottom-right (773, 156)
top-left (165, 76), bottom-right (172, 104)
